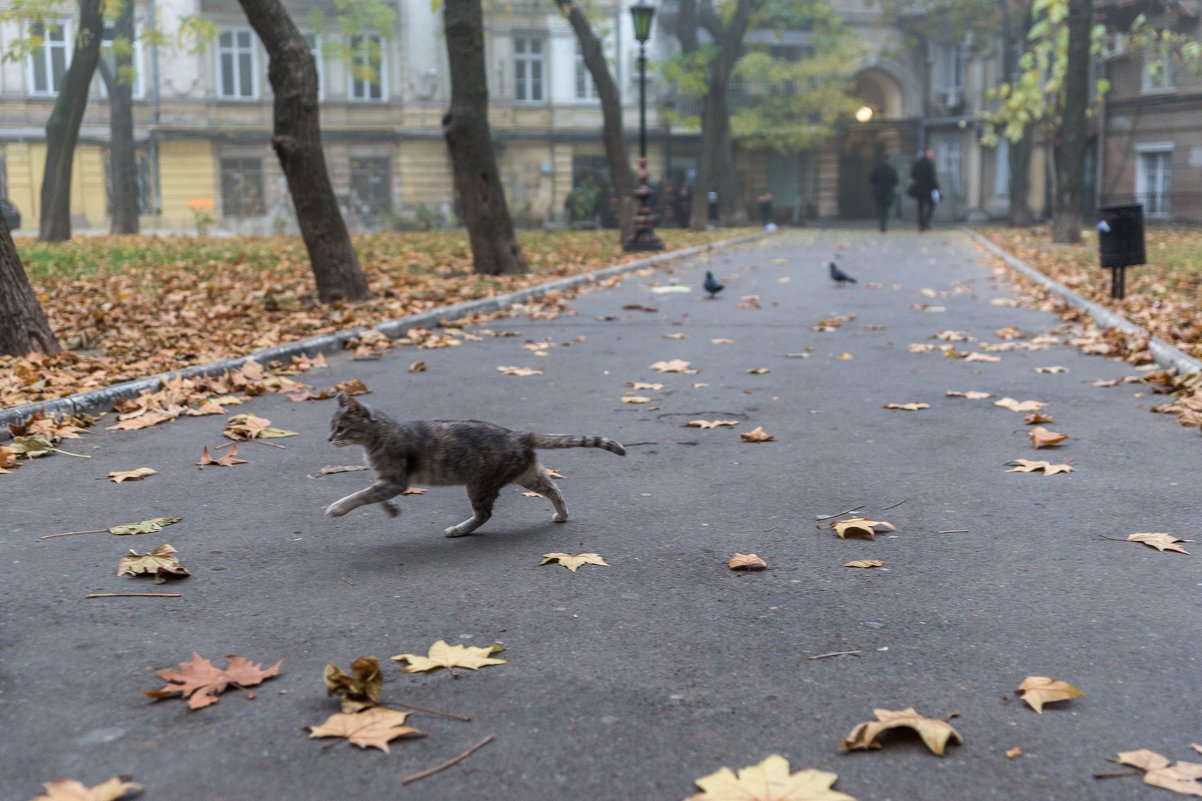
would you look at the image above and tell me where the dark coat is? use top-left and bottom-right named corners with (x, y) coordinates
top-left (910, 155), bottom-right (939, 195)
top-left (869, 162), bottom-right (899, 205)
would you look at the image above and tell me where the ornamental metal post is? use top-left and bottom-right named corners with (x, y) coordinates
top-left (624, 1), bottom-right (664, 251)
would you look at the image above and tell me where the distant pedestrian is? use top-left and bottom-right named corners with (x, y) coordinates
top-left (757, 191), bottom-right (775, 230)
top-left (909, 145), bottom-right (939, 231)
top-left (868, 154), bottom-right (898, 232)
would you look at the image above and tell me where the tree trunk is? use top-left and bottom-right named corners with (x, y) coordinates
top-left (1007, 129), bottom-right (1034, 226)
top-left (553, 0), bottom-right (635, 242)
top-left (0, 215), bottom-right (61, 356)
top-left (100, 0), bottom-right (138, 234)
top-left (237, 0), bottom-right (370, 302)
top-left (39, 0), bottom-right (104, 242)
top-left (443, 0), bottom-right (527, 275)
top-left (1051, 0), bottom-right (1091, 244)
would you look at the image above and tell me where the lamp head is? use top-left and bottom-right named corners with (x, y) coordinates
top-left (630, 1), bottom-right (655, 43)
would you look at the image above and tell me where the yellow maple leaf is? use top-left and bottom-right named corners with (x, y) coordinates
top-left (540, 552), bottom-right (608, 572)
top-left (995, 397), bottom-right (1048, 413)
top-left (728, 553), bottom-right (767, 570)
top-left (29, 775), bottom-right (142, 801)
top-left (307, 707), bottom-right (422, 752)
top-left (390, 640), bottom-right (506, 674)
top-left (1016, 676), bottom-right (1085, 713)
top-left (104, 467), bottom-right (157, 483)
top-left (1126, 533), bottom-right (1192, 555)
top-left (842, 560), bottom-right (885, 569)
top-left (687, 754), bottom-right (856, 801)
top-left (740, 426), bottom-right (775, 442)
top-left (841, 707), bottom-right (963, 756)
top-left (1006, 459), bottom-right (1074, 475)
top-left (1028, 426), bottom-right (1068, 449)
top-left (832, 518), bottom-right (896, 539)
top-left (650, 358), bottom-right (697, 374)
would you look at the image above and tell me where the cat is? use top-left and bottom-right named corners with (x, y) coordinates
top-left (324, 392), bottom-right (626, 537)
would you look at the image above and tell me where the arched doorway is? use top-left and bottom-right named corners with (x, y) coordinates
top-left (837, 68), bottom-right (916, 219)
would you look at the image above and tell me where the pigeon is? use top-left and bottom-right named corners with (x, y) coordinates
top-left (703, 271), bottom-right (725, 298)
top-left (829, 261), bottom-right (857, 286)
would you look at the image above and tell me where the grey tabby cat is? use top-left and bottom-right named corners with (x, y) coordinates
top-left (325, 393), bottom-right (625, 536)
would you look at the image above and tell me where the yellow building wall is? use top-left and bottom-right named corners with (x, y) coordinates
top-left (398, 140), bottom-right (453, 208)
top-left (157, 139), bottom-right (216, 229)
top-left (3, 143), bottom-right (37, 232)
top-left (2, 142), bottom-right (107, 231)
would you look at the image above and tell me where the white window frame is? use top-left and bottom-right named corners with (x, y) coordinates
top-left (303, 32), bottom-right (325, 101)
top-left (349, 34), bottom-right (386, 102)
top-left (514, 35), bottom-right (546, 103)
top-left (938, 140), bottom-right (962, 200)
top-left (574, 39), bottom-right (599, 101)
top-left (217, 28), bottom-right (259, 100)
top-left (27, 20), bottom-right (72, 97)
top-left (938, 42), bottom-right (964, 103)
top-left (101, 25), bottom-right (146, 100)
top-left (1135, 142), bottom-right (1173, 218)
top-left (1140, 42), bottom-right (1175, 93)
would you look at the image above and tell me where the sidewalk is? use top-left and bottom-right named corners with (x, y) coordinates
top-left (3, 229), bottom-right (1199, 800)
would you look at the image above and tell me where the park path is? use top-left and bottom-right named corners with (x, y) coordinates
top-left (3, 228), bottom-right (1200, 801)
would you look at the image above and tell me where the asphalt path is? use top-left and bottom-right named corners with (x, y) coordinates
top-left (3, 229), bottom-right (1200, 801)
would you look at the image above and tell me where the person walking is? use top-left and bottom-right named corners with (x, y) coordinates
top-left (868, 153), bottom-right (899, 232)
top-left (909, 145), bottom-right (939, 231)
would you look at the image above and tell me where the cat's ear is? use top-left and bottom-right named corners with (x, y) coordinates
top-left (337, 392), bottom-right (352, 408)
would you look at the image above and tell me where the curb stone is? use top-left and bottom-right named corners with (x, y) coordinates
top-left (0, 230), bottom-right (773, 435)
top-left (970, 231), bottom-right (1202, 377)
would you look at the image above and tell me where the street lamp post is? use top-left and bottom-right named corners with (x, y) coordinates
top-left (624, 0), bottom-right (664, 251)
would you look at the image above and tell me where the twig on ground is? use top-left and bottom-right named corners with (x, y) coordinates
top-left (815, 505), bottom-right (864, 521)
top-left (39, 528), bottom-right (108, 540)
top-left (1097, 535), bottom-right (1128, 542)
top-left (383, 701), bottom-right (472, 722)
top-left (880, 497), bottom-right (908, 511)
top-left (86, 592), bottom-right (181, 598)
top-left (808, 650), bottom-right (862, 660)
top-left (1092, 769), bottom-right (1139, 779)
top-left (403, 735), bottom-right (494, 785)
top-left (340, 576), bottom-right (356, 586)
top-left (938, 529), bottom-right (970, 534)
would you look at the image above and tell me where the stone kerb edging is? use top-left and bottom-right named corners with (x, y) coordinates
top-left (970, 231), bottom-right (1202, 377)
top-left (0, 230), bottom-right (774, 435)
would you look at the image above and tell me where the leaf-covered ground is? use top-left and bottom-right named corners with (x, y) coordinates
top-left (981, 225), bottom-right (1202, 360)
top-left (2, 229), bottom-right (747, 410)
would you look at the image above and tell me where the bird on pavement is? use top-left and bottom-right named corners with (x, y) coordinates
top-left (703, 271), bottom-right (725, 298)
top-left (829, 261), bottom-right (857, 287)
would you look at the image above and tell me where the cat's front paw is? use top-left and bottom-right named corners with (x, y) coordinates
top-left (552, 512), bottom-right (568, 523)
top-left (381, 501), bottom-right (400, 518)
top-left (325, 500), bottom-right (353, 518)
top-left (444, 524), bottom-right (472, 537)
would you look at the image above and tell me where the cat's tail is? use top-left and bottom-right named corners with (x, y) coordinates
top-left (527, 433), bottom-right (626, 456)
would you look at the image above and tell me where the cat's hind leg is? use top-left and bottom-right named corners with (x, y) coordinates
top-left (516, 466), bottom-right (569, 523)
top-left (445, 483), bottom-right (501, 537)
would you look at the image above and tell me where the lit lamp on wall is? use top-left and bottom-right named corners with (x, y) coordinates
top-left (855, 105), bottom-right (874, 123)
top-left (624, 0), bottom-right (664, 251)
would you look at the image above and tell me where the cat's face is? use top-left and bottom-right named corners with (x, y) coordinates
top-left (328, 393), bottom-right (374, 447)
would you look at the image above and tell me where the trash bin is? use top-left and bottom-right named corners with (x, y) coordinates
top-left (1097, 203), bottom-right (1145, 269)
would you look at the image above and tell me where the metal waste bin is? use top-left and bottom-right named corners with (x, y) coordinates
top-left (1097, 203), bottom-right (1145, 298)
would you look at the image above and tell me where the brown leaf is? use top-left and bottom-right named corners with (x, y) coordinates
top-left (391, 640), bottom-right (507, 673)
top-left (323, 656), bottom-right (383, 713)
top-left (105, 467), bottom-right (157, 484)
top-left (832, 517), bottom-right (896, 539)
top-left (621, 395), bottom-right (652, 404)
top-left (1117, 749), bottom-right (1173, 772)
top-left (728, 553), bottom-right (767, 570)
top-left (964, 352), bottom-right (1002, 363)
top-left (841, 707), bottom-right (963, 756)
top-left (145, 652), bottom-right (282, 710)
top-left (882, 402), bottom-right (930, 411)
top-left (496, 365), bottom-right (543, 377)
top-left (1006, 459), bottom-right (1074, 476)
top-left (740, 426), bottom-right (775, 442)
top-left (1126, 532), bottom-right (1192, 555)
top-left (307, 708), bottom-right (423, 752)
top-left (746, 367), bottom-right (771, 375)
top-left (1016, 676), bottom-right (1085, 713)
top-left (1145, 763), bottom-right (1202, 797)
top-left (686, 755), bottom-right (855, 801)
top-left (541, 552), bottom-right (609, 572)
top-left (1028, 426), bottom-right (1068, 449)
top-left (842, 559), bottom-right (885, 569)
top-left (1024, 412), bottom-right (1055, 425)
top-left (995, 397), bottom-right (1048, 413)
top-left (946, 391), bottom-right (992, 399)
top-left (197, 445), bottom-right (248, 468)
top-left (408, 360), bottom-right (427, 373)
top-left (29, 775), bottom-right (142, 801)
top-left (650, 359), bottom-right (697, 374)
top-left (117, 543), bottom-right (190, 584)
top-left (1006, 747), bottom-right (1023, 759)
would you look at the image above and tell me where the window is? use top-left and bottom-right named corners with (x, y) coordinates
top-left (1141, 43), bottom-right (1175, 93)
top-left (303, 33), bottom-right (324, 100)
top-left (574, 40), bottom-right (598, 101)
top-left (514, 36), bottom-right (544, 102)
top-left (218, 30), bottom-right (257, 99)
top-left (349, 157), bottom-right (392, 226)
top-left (1136, 145), bottom-right (1172, 218)
top-left (28, 21), bottom-right (71, 96)
top-left (938, 42), bottom-right (964, 105)
top-left (101, 25), bottom-right (144, 99)
top-left (350, 34), bottom-right (384, 101)
top-left (937, 140), bottom-right (962, 200)
top-left (220, 157), bottom-right (265, 216)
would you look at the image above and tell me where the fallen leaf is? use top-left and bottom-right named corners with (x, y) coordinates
top-left (740, 426), bottom-right (775, 442)
top-left (408, 360), bottom-right (427, 373)
top-left (627, 381), bottom-right (664, 391)
top-left (1117, 749), bottom-right (1173, 772)
top-left (746, 367), bottom-right (771, 375)
top-left (711, 338), bottom-right (734, 345)
top-left (1125, 532), bottom-right (1192, 555)
top-left (1006, 459), bottom-right (1074, 476)
top-left (1016, 676), bottom-right (1085, 713)
top-left (307, 707), bottom-right (423, 753)
top-left (663, 332), bottom-right (689, 340)
top-left (1024, 412), bottom-right (1055, 425)
top-left (934, 330), bottom-right (970, 341)
top-left (145, 653), bottom-right (282, 709)
top-left (838, 352), bottom-right (854, 361)
top-left (332, 379), bottom-right (369, 396)
top-left (621, 396), bottom-right (652, 404)
top-left (946, 391), bottom-right (992, 399)
top-left (728, 553), bottom-right (767, 570)
top-left (686, 754), bottom-right (855, 801)
top-left (118, 543), bottom-right (190, 584)
top-left (685, 419), bottom-right (739, 429)
top-left (223, 413), bottom-right (297, 440)
top-left (1006, 747), bottom-right (1023, 759)
top-left (841, 707), bottom-right (963, 756)
top-left (29, 775), bottom-right (142, 801)
top-left (197, 445), bottom-right (248, 468)
top-left (521, 491), bottom-right (541, 497)
top-left (882, 402), bottom-right (929, 411)
top-left (401, 486), bottom-right (427, 496)
top-left (323, 656), bottom-right (382, 713)
top-left (390, 640), bottom-right (506, 674)
top-left (843, 559), bottom-right (885, 568)
top-left (1191, 744), bottom-right (1202, 756)
top-left (965, 352), bottom-right (1002, 363)
top-left (540, 552), bottom-right (608, 572)
top-left (108, 517), bottom-right (183, 536)
top-left (995, 398), bottom-right (1048, 413)
top-left (1034, 366), bottom-right (1068, 374)
top-left (496, 366), bottom-right (543, 377)
top-left (622, 303), bottom-right (658, 312)
top-left (1028, 427), bottom-right (1068, 449)
top-left (832, 518), bottom-right (896, 539)
top-left (650, 359), bottom-right (697, 374)
top-left (105, 467), bottom-right (157, 484)
top-left (1145, 763), bottom-right (1202, 797)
